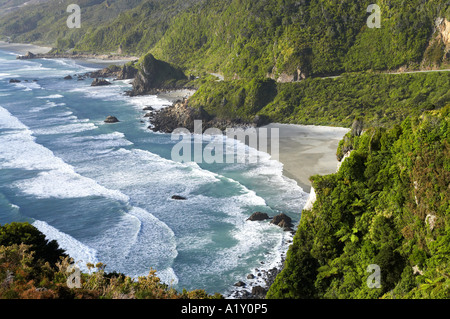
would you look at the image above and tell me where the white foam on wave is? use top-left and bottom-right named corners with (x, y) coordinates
top-left (70, 84), bottom-right (127, 102)
top-left (36, 94), bottom-right (64, 99)
top-left (125, 207), bottom-right (178, 284)
top-left (128, 94), bottom-right (171, 111)
top-left (0, 72), bottom-right (17, 80)
top-left (0, 106), bottom-right (128, 202)
top-left (11, 81), bottom-right (42, 91)
top-left (32, 122), bottom-right (98, 135)
top-left (15, 169), bottom-right (129, 200)
top-left (29, 101), bottom-right (66, 113)
top-left (32, 220), bottom-right (99, 270)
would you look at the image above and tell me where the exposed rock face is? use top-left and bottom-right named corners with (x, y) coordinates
top-left (422, 18), bottom-right (450, 66)
top-left (91, 78), bottom-right (112, 86)
top-left (436, 18), bottom-right (450, 51)
top-left (247, 212), bottom-right (271, 221)
top-left (351, 118), bottom-right (364, 137)
top-left (270, 213), bottom-right (293, 231)
top-left (16, 51), bottom-right (36, 60)
top-left (150, 99), bottom-right (253, 134)
top-left (251, 286), bottom-right (268, 298)
top-left (129, 53), bottom-right (187, 96)
top-left (104, 116), bottom-right (119, 123)
top-left (116, 64), bottom-right (138, 80)
top-left (88, 64), bottom-right (138, 80)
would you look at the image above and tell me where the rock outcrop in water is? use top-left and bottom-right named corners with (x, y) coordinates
top-left (16, 51), bottom-right (36, 60)
top-left (247, 212), bottom-right (271, 221)
top-left (91, 78), bottom-right (112, 87)
top-left (104, 116), bottom-right (119, 123)
top-left (88, 64), bottom-right (138, 80)
top-left (270, 213), bottom-right (293, 231)
top-left (150, 98), bottom-right (253, 134)
top-left (127, 53), bottom-right (188, 96)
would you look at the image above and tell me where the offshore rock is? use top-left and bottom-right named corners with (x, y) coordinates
top-left (16, 51), bottom-right (36, 60)
top-left (247, 212), bottom-right (271, 221)
top-left (91, 78), bottom-right (112, 86)
top-left (104, 116), bottom-right (119, 123)
top-left (270, 213), bottom-right (293, 231)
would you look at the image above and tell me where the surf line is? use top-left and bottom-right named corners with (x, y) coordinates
top-left (171, 120), bottom-right (279, 164)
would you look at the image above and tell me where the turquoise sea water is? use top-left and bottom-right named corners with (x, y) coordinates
top-left (0, 49), bottom-right (307, 296)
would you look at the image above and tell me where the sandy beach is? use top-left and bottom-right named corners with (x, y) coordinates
top-left (157, 89), bottom-right (197, 102)
top-left (262, 123), bottom-right (349, 193)
top-left (0, 40), bottom-right (347, 194)
top-left (0, 41), bottom-right (138, 65)
top-left (0, 41), bottom-right (52, 55)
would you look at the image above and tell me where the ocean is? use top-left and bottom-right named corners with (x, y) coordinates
top-left (0, 49), bottom-right (307, 296)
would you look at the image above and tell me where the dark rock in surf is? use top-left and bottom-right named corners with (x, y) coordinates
top-left (247, 212), bottom-right (271, 222)
top-left (171, 195), bottom-right (187, 200)
top-left (270, 213), bottom-right (293, 231)
top-left (9, 79), bottom-right (21, 83)
top-left (16, 51), bottom-right (36, 60)
top-left (91, 78), bottom-right (112, 86)
top-left (64, 75), bottom-right (73, 80)
top-left (104, 116), bottom-right (120, 123)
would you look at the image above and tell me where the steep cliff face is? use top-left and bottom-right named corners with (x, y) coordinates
top-left (130, 53), bottom-right (187, 96)
top-left (422, 18), bottom-right (450, 67)
top-left (267, 106), bottom-right (450, 299)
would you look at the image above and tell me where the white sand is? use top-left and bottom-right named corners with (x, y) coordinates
top-left (0, 41), bottom-right (52, 55)
top-left (157, 89), bottom-right (197, 102)
top-left (261, 123), bottom-right (350, 192)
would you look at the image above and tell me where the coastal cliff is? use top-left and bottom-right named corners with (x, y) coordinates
top-left (127, 53), bottom-right (189, 96)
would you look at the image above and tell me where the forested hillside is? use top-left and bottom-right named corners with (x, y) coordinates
top-left (267, 105), bottom-right (450, 299)
top-left (1, 0), bottom-right (450, 300)
top-left (1, 0), bottom-right (449, 78)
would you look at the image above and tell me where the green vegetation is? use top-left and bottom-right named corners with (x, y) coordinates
top-left (1, 0), bottom-right (449, 76)
top-left (267, 105), bottom-right (450, 299)
top-left (0, 223), bottom-right (222, 299)
top-left (188, 71), bottom-right (450, 127)
top-left (1, 0), bottom-right (450, 300)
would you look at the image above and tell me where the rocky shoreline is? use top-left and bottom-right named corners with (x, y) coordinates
top-left (223, 212), bottom-right (295, 299)
top-left (12, 53), bottom-right (297, 299)
top-left (146, 98), bottom-right (255, 134)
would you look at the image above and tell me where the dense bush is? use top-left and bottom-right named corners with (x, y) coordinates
top-left (188, 71), bottom-right (450, 128)
top-left (0, 223), bottom-right (222, 299)
top-left (267, 105), bottom-right (450, 299)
